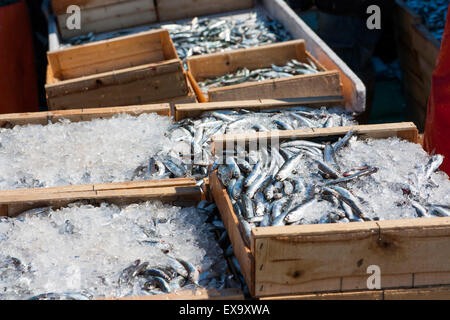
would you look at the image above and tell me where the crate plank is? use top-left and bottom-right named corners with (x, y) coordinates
top-left (51, 0), bottom-right (131, 15)
top-left (260, 285), bottom-right (450, 300)
top-left (56, 0), bottom-right (157, 40)
top-left (341, 274), bottom-right (413, 291)
top-left (0, 185), bottom-right (201, 217)
top-left (174, 97), bottom-right (344, 121)
top-left (414, 272), bottom-right (450, 287)
top-left (212, 122), bottom-right (419, 146)
top-left (208, 71), bottom-right (342, 102)
top-left (156, 0), bottom-right (254, 22)
top-left (384, 286), bottom-right (450, 300)
top-left (210, 171), bottom-right (255, 296)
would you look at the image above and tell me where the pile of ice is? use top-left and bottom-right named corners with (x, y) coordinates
top-left (0, 201), bottom-right (227, 300)
top-left (288, 137), bottom-right (450, 223)
top-left (334, 137), bottom-right (450, 221)
top-left (0, 113), bottom-right (173, 190)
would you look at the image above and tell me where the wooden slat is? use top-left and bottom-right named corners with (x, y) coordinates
top-left (51, 0), bottom-right (131, 15)
top-left (174, 97), bottom-right (344, 121)
top-left (156, 0), bottom-right (254, 22)
top-left (212, 122), bottom-right (419, 147)
top-left (207, 71), bottom-right (342, 103)
top-left (56, 0), bottom-right (157, 40)
top-left (414, 272), bottom-right (450, 287)
top-left (260, 290), bottom-right (384, 300)
top-left (93, 178), bottom-right (197, 191)
top-left (48, 29), bottom-right (172, 80)
top-left (260, 285), bottom-right (450, 300)
top-left (98, 288), bottom-right (244, 300)
top-left (384, 286), bottom-right (450, 300)
top-left (210, 171), bottom-right (255, 296)
top-left (341, 274), bottom-right (413, 291)
top-left (46, 62), bottom-right (188, 110)
top-left (0, 104), bottom-right (170, 128)
top-left (0, 185), bottom-right (202, 217)
top-left (252, 218), bottom-right (450, 297)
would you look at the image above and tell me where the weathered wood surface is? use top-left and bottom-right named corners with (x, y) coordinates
top-left (53, 0), bottom-right (158, 40)
top-left (0, 104), bottom-right (171, 128)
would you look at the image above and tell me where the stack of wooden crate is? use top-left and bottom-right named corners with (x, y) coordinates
top-left (46, 0), bottom-right (366, 113)
top-left (394, 0), bottom-right (441, 131)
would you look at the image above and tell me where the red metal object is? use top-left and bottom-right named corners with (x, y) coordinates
top-left (424, 5), bottom-right (450, 175)
top-left (0, 0), bottom-right (39, 114)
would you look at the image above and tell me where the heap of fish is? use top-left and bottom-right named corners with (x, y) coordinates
top-left (0, 201), bottom-right (236, 300)
top-left (162, 12), bottom-right (291, 60)
top-left (198, 59), bottom-right (320, 96)
top-left (137, 107), bottom-right (356, 183)
top-left (215, 131), bottom-right (450, 244)
top-left (406, 0), bottom-right (449, 41)
top-left (65, 12), bottom-right (291, 60)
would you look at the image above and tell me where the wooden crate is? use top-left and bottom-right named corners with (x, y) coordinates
top-left (45, 29), bottom-right (191, 110)
top-left (174, 98), bottom-right (345, 121)
top-left (47, 0), bottom-right (365, 114)
top-left (0, 178), bottom-right (200, 218)
top-left (51, 0), bottom-right (158, 41)
top-left (0, 104), bottom-right (209, 215)
top-left (0, 184), bottom-right (244, 300)
top-left (209, 122), bottom-right (450, 297)
top-left (187, 40), bottom-right (343, 103)
top-left (156, 0), bottom-right (254, 22)
top-left (0, 103), bottom-right (170, 128)
top-left (394, 0), bottom-right (441, 131)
